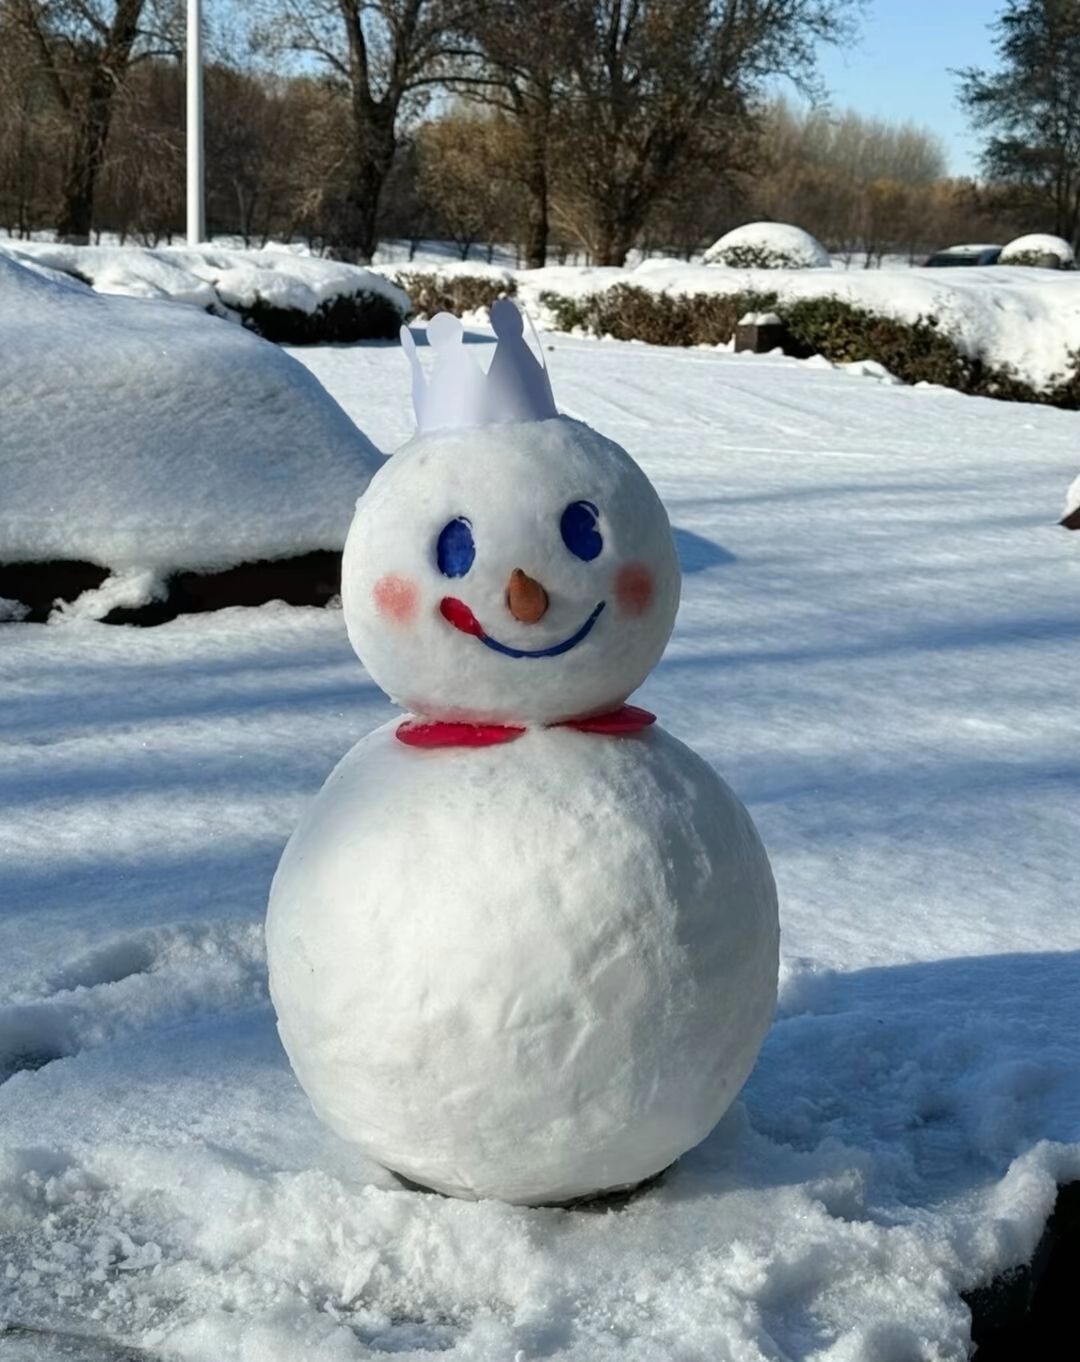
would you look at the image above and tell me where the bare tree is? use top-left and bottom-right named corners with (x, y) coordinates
top-left (5, 0), bottom-right (179, 241)
top-left (257, 0), bottom-right (478, 261)
top-left (454, 1), bottom-right (591, 268)
top-left (416, 108), bottom-right (519, 259)
top-left (559, 0), bottom-right (854, 265)
top-left (748, 99), bottom-right (948, 261)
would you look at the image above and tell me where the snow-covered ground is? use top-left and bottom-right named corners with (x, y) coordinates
top-left (1, 327), bottom-right (1078, 1360)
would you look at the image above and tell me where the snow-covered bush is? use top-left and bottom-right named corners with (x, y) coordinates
top-left (998, 234), bottom-right (1075, 269)
top-left (0, 242), bottom-right (411, 343)
top-left (704, 222), bottom-right (831, 270)
top-left (538, 281), bottom-right (1080, 408)
top-left (0, 253), bottom-right (383, 620)
top-left (384, 263), bottom-right (516, 317)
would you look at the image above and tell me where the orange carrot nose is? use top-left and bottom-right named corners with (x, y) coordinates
top-left (506, 568), bottom-right (549, 623)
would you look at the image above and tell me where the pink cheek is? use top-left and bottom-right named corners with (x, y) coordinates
top-left (616, 563), bottom-right (654, 617)
top-left (373, 573), bottom-right (420, 624)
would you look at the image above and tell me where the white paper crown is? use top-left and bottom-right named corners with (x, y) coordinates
top-left (400, 298), bottom-right (558, 434)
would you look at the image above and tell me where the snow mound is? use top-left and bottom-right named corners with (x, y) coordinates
top-left (705, 222), bottom-right (831, 270)
top-left (0, 253), bottom-right (383, 573)
top-left (0, 240), bottom-right (410, 319)
top-left (999, 234), bottom-right (1075, 269)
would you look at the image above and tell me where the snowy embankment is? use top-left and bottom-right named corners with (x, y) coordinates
top-left (0, 240), bottom-right (408, 318)
top-left (0, 255), bottom-right (381, 607)
top-left (385, 255), bottom-right (1080, 394)
top-left (519, 259), bottom-right (1080, 390)
top-left (2, 328), bottom-right (1079, 1360)
top-left (0, 241), bottom-right (409, 343)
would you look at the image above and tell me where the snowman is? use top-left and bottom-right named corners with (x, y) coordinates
top-left (266, 302), bottom-right (779, 1205)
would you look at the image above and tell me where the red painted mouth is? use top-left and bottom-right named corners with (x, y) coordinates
top-left (440, 596), bottom-right (485, 637)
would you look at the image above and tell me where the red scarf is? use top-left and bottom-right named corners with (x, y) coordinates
top-left (396, 704), bottom-right (655, 748)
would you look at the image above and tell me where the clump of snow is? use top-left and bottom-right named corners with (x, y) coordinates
top-left (0, 241), bottom-right (411, 318)
top-left (839, 357), bottom-right (902, 384)
top-left (0, 254), bottom-right (383, 573)
top-left (1063, 474), bottom-right (1080, 522)
top-left (0, 597), bottom-right (30, 623)
top-left (52, 568), bottom-right (168, 622)
top-left (705, 222), bottom-right (832, 269)
top-left (738, 310), bottom-right (783, 326)
top-left (999, 234), bottom-right (1075, 269)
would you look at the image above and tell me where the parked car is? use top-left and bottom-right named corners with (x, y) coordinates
top-left (923, 244), bottom-right (1003, 267)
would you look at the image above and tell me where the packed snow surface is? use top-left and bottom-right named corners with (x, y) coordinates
top-left (0, 240), bottom-right (410, 317)
top-left (0, 254), bottom-right (382, 572)
top-left (1, 324), bottom-right (1078, 1359)
top-left (999, 233), bottom-right (1075, 267)
top-left (704, 222), bottom-right (832, 269)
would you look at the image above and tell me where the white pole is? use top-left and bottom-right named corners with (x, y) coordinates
top-left (186, 0), bottom-right (205, 245)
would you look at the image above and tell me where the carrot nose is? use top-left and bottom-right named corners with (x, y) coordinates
top-left (506, 568), bottom-right (549, 623)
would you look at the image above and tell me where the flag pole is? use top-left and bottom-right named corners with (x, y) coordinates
top-left (186, 0), bottom-right (205, 244)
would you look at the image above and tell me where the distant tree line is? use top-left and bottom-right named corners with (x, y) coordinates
top-left (0, 0), bottom-right (1075, 264)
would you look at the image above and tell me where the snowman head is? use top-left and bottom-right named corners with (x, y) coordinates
top-left (341, 304), bottom-right (680, 725)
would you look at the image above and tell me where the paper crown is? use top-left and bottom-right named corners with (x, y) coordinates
top-left (400, 298), bottom-right (558, 434)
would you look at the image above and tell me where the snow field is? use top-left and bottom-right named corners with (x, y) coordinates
top-left (1, 325), bottom-right (1078, 1359)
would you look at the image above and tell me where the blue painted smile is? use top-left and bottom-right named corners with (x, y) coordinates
top-left (440, 597), bottom-right (606, 659)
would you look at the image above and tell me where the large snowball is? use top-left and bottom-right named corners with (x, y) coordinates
top-left (341, 417), bottom-right (681, 724)
top-left (704, 222), bottom-right (831, 270)
top-left (267, 720), bottom-right (779, 1204)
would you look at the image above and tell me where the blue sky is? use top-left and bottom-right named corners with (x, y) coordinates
top-left (811, 0), bottom-right (1003, 176)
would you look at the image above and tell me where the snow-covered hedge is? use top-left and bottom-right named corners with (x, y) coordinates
top-left (377, 261), bottom-right (516, 317)
top-left (514, 257), bottom-right (1080, 407)
top-left (0, 242), bottom-right (411, 343)
top-left (704, 222), bottom-right (831, 270)
top-left (998, 233), bottom-right (1075, 269)
top-left (0, 252), bottom-right (383, 618)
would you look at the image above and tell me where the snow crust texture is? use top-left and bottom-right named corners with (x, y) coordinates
top-left (268, 720), bottom-right (778, 1203)
top-left (0, 254), bottom-right (383, 572)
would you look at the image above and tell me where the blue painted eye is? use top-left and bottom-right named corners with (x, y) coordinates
top-left (436, 517), bottom-right (475, 577)
top-left (560, 501), bottom-right (602, 561)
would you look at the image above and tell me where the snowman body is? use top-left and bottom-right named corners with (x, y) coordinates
top-left (268, 720), bottom-right (776, 1204)
top-left (267, 306), bottom-right (779, 1204)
